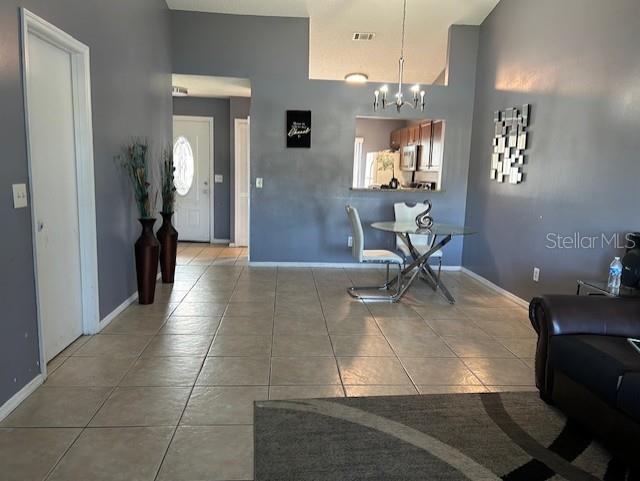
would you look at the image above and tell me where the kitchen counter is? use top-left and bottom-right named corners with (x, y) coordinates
top-left (350, 187), bottom-right (444, 193)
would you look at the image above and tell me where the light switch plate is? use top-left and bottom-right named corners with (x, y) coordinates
top-left (12, 183), bottom-right (28, 209)
top-left (214, 174), bottom-right (223, 183)
top-left (256, 178), bottom-right (263, 189)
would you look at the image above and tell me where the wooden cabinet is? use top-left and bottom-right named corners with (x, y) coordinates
top-left (430, 121), bottom-right (444, 171)
top-left (390, 129), bottom-right (401, 150)
top-left (417, 121), bottom-right (432, 171)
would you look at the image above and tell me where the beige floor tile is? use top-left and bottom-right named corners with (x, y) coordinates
top-left (385, 333), bottom-right (457, 357)
top-left (90, 387), bottom-right (190, 426)
top-left (0, 427), bottom-right (80, 481)
top-left (157, 425), bottom-right (253, 481)
top-left (172, 302), bottom-right (228, 317)
top-left (460, 306), bottom-right (529, 323)
top-left (269, 385), bottom-right (345, 400)
top-left (102, 316), bottom-right (167, 335)
top-left (272, 335), bottom-right (334, 357)
top-left (73, 335), bottom-right (151, 358)
top-left (442, 336), bottom-right (517, 358)
top-left (153, 289), bottom-right (189, 304)
top-left (1, 387), bottom-right (110, 427)
top-left (474, 319), bottom-right (536, 338)
top-left (46, 355), bottom-right (67, 374)
top-left (411, 304), bottom-right (467, 320)
top-left (182, 290), bottom-right (232, 303)
top-left (273, 316), bottom-right (328, 336)
top-left (217, 316), bottom-right (274, 336)
top-left (182, 386), bottom-right (268, 425)
top-left (486, 385), bottom-right (538, 392)
top-left (56, 336), bottom-right (91, 357)
top-left (401, 358), bottom-right (483, 385)
top-left (425, 319), bottom-right (491, 338)
top-left (325, 316), bottom-right (381, 335)
top-left (366, 303), bottom-right (421, 319)
top-left (45, 357), bottom-right (134, 387)
top-left (196, 357), bottom-right (270, 386)
top-left (331, 335), bottom-right (395, 357)
top-left (47, 427), bottom-right (173, 481)
top-left (497, 338), bottom-right (537, 358)
top-left (417, 385), bottom-right (490, 394)
top-left (209, 335), bottom-right (272, 357)
top-left (336, 357), bottom-right (412, 385)
top-left (159, 316), bottom-right (221, 335)
top-left (375, 317), bottom-right (435, 338)
top-left (345, 385), bottom-right (418, 397)
top-left (225, 301), bottom-right (275, 317)
top-left (141, 334), bottom-right (213, 357)
top-left (124, 302), bottom-right (179, 317)
top-left (463, 358), bottom-right (535, 386)
top-left (120, 357), bottom-right (203, 387)
top-left (270, 357), bottom-right (342, 385)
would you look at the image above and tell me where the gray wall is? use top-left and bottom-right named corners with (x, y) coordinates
top-left (463, 0), bottom-right (640, 300)
top-left (229, 97), bottom-right (251, 242)
top-left (173, 97), bottom-right (231, 240)
top-left (0, 0), bottom-right (171, 406)
top-left (172, 11), bottom-right (479, 264)
top-left (355, 118), bottom-right (406, 157)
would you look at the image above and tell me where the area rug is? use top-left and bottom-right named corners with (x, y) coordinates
top-left (254, 392), bottom-right (634, 481)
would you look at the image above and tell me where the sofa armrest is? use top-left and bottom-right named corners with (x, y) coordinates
top-left (529, 294), bottom-right (640, 398)
top-left (529, 295), bottom-right (640, 338)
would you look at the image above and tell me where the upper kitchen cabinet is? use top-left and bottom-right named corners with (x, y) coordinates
top-left (390, 129), bottom-right (401, 150)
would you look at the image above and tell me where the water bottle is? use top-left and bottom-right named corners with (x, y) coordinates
top-left (607, 257), bottom-right (623, 295)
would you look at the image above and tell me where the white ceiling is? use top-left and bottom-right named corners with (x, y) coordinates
top-left (171, 74), bottom-right (251, 98)
top-left (167, 0), bottom-right (499, 84)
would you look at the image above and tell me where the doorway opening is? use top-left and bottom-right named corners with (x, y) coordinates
top-left (171, 74), bottom-right (251, 250)
top-left (21, 9), bottom-right (100, 371)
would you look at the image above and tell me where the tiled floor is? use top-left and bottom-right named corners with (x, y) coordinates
top-left (0, 243), bottom-right (537, 481)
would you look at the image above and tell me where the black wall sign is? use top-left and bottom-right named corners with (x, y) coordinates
top-left (286, 110), bottom-right (311, 148)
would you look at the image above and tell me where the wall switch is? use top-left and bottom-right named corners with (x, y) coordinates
top-left (347, 236), bottom-right (353, 247)
top-left (533, 267), bottom-right (540, 282)
top-left (12, 183), bottom-right (28, 209)
top-left (256, 177), bottom-right (263, 189)
top-left (214, 174), bottom-right (223, 183)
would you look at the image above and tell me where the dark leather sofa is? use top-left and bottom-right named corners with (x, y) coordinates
top-left (529, 295), bottom-right (640, 464)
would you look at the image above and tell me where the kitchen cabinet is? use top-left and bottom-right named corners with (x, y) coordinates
top-left (390, 129), bottom-right (401, 150)
top-left (417, 121), bottom-right (432, 171)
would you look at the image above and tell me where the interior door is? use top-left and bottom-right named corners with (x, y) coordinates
top-left (27, 33), bottom-right (83, 362)
top-left (234, 118), bottom-right (250, 247)
top-left (173, 116), bottom-right (212, 242)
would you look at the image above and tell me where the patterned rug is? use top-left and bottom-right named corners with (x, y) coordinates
top-left (254, 392), bottom-right (635, 481)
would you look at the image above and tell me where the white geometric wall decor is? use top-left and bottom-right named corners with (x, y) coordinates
top-left (490, 104), bottom-right (530, 184)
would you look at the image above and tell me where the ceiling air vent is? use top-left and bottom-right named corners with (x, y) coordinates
top-left (352, 32), bottom-right (375, 41)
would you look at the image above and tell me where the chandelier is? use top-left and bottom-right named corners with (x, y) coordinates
top-left (373, 0), bottom-right (425, 112)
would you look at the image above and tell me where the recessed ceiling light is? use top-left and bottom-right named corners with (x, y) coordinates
top-left (172, 86), bottom-right (188, 97)
top-left (344, 73), bottom-right (368, 84)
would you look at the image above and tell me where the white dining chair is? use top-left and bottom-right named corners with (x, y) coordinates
top-left (393, 201), bottom-right (443, 283)
top-left (345, 205), bottom-right (404, 300)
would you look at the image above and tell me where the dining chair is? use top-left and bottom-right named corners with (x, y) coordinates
top-left (393, 201), bottom-right (443, 283)
top-left (345, 205), bottom-right (404, 300)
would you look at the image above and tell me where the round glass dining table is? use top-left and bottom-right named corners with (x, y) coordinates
top-left (370, 221), bottom-right (476, 303)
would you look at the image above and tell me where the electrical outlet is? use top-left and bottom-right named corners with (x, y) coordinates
top-left (12, 183), bottom-right (28, 209)
top-left (347, 236), bottom-right (353, 247)
top-left (256, 177), bottom-right (263, 189)
top-left (533, 267), bottom-right (540, 282)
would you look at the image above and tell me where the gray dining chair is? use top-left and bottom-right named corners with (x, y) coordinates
top-left (394, 201), bottom-right (443, 284)
top-left (345, 205), bottom-right (404, 300)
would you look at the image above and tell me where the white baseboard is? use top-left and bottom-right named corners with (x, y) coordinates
top-left (461, 267), bottom-right (529, 308)
top-left (0, 374), bottom-right (43, 422)
top-left (212, 238), bottom-right (231, 245)
top-left (249, 261), bottom-right (461, 270)
top-left (98, 291), bottom-right (138, 331)
top-left (97, 272), bottom-right (162, 332)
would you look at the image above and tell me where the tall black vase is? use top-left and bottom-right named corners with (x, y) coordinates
top-left (157, 212), bottom-right (178, 283)
top-left (135, 218), bottom-right (159, 304)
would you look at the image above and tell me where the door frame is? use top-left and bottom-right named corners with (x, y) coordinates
top-left (21, 8), bottom-right (100, 375)
top-left (233, 118), bottom-right (250, 249)
top-left (172, 115), bottom-right (215, 242)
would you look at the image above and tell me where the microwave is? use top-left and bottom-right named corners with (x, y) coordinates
top-left (401, 144), bottom-right (417, 171)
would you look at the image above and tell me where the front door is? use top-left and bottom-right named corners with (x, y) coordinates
top-left (26, 30), bottom-right (84, 361)
top-left (173, 116), bottom-right (213, 242)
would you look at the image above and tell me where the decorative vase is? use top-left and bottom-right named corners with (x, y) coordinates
top-left (157, 212), bottom-right (178, 284)
top-left (135, 218), bottom-right (159, 304)
top-left (389, 177), bottom-right (399, 189)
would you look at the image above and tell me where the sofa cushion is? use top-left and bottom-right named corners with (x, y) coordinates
top-left (618, 372), bottom-right (640, 421)
top-left (549, 335), bottom-right (640, 406)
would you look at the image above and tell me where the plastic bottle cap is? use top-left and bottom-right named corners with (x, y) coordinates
top-left (614, 257), bottom-right (620, 260)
